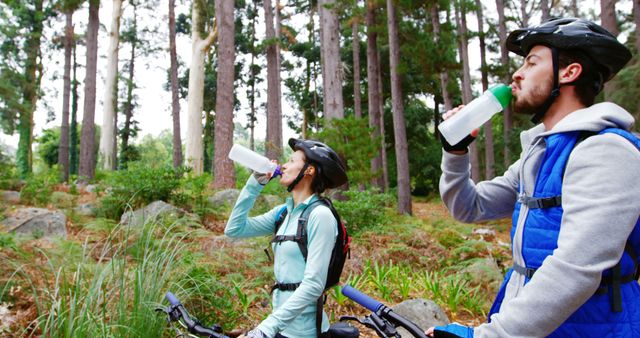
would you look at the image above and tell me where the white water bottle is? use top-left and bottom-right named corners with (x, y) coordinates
top-left (228, 144), bottom-right (281, 176)
top-left (438, 84), bottom-right (512, 145)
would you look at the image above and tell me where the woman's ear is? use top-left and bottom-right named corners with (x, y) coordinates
top-left (305, 166), bottom-right (315, 176)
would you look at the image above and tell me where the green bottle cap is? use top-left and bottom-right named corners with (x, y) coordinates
top-left (488, 84), bottom-right (512, 109)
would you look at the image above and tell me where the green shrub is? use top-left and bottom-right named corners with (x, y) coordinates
top-left (20, 166), bottom-right (60, 206)
top-left (0, 147), bottom-right (19, 190)
top-left (333, 189), bottom-right (395, 234)
top-left (97, 163), bottom-right (187, 219)
top-left (171, 172), bottom-right (212, 217)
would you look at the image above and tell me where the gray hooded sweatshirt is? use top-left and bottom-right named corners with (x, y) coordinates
top-left (439, 102), bottom-right (640, 337)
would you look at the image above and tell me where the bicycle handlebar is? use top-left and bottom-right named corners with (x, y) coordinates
top-left (165, 291), bottom-right (180, 306)
top-left (160, 292), bottom-right (228, 338)
top-left (341, 285), bottom-right (428, 338)
top-left (342, 285), bottom-right (384, 313)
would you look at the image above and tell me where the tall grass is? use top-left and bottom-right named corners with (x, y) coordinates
top-left (2, 217), bottom-right (192, 337)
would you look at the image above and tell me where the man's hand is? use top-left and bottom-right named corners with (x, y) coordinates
top-left (426, 323), bottom-right (474, 338)
top-left (440, 105), bottom-right (480, 154)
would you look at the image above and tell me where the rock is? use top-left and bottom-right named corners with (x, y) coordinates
top-left (392, 298), bottom-right (449, 336)
top-left (84, 184), bottom-right (98, 193)
top-left (1, 207), bottom-right (67, 239)
top-left (0, 191), bottom-right (20, 205)
top-left (461, 257), bottom-right (503, 291)
top-left (74, 203), bottom-right (97, 217)
top-left (473, 228), bottom-right (496, 241)
top-left (207, 189), bottom-right (240, 209)
top-left (50, 191), bottom-right (75, 209)
top-left (120, 200), bottom-right (189, 227)
top-left (259, 194), bottom-right (282, 209)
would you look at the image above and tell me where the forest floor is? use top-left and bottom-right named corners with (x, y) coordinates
top-left (0, 189), bottom-right (513, 337)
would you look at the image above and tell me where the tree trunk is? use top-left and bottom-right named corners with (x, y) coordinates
top-left (58, 11), bottom-right (73, 181)
top-left (99, 0), bottom-right (122, 171)
top-left (16, 0), bottom-right (45, 178)
top-left (496, 0), bottom-right (512, 167)
top-left (475, 0), bottom-right (495, 179)
top-left (248, 0), bottom-right (258, 150)
top-left (79, 0), bottom-right (100, 180)
top-left (377, 49), bottom-right (389, 191)
top-left (540, 0), bottom-right (550, 22)
top-left (319, 0), bottom-right (344, 120)
top-left (120, 14), bottom-right (137, 169)
top-left (186, 0), bottom-right (217, 174)
top-left (600, 0), bottom-right (619, 36)
top-left (70, 36), bottom-right (79, 176)
top-left (213, 0), bottom-right (235, 188)
top-left (520, 0), bottom-right (529, 27)
top-left (169, 0), bottom-right (183, 168)
top-left (264, 0), bottom-right (283, 159)
top-left (600, 0), bottom-right (618, 100)
top-left (455, 0), bottom-right (481, 182)
top-left (570, 0), bottom-right (579, 17)
top-left (387, 0), bottom-right (411, 215)
top-left (635, 0), bottom-right (640, 54)
top-left (366, 1), bottom-right (383, 188)
top-left (430, 2), bottom-right (453, 139)
top-left (352, 0), bottom-right (362, 119)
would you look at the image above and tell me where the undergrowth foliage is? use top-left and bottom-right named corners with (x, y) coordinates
top-left (97, 164), bottom-right (188, 219)
top-left (333, 189), bottom-right (395, 234)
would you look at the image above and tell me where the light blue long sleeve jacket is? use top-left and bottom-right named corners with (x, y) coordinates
top-left (224, 176), bottom-right (337, 338)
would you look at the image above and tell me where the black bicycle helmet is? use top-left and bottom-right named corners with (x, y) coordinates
top-left (287, 138), bottom-right (347, 191)
top-left (506, 18), bottom-right (631, 123)
top-left (507, 17), bottom-right (631, 81)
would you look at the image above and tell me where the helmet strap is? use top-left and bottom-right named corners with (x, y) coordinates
top-left (287, 163), bottom-right (310, 192)
top-left (531, 46), bottom-right (561, 124)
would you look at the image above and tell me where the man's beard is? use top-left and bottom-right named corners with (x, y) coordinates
top-left (513, 76), bottom-right (553, 116)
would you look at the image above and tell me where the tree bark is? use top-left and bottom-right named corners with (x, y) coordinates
top-left (455, 0), bottom-right (481, 182)
top-left (120, 7), bottom-right (137, 169)
top-left (633, 0), bottom-right (640, 53)
top-left (169, 0), bottom-right (183, 168)
top-left (264, 0), bottom-right (283, 159)
top-left (496, 0), bottom-right (513, 168)
top-left (571, 0), bottom-right (579, 17)
top-left (70, 35), bottom-right (79, 176)
top-left (635, 0), bottom-right (640, 53)
top-left (16, 0), bottom-right (45, 178)
top-left (540, 0), bottom-right (550, 22)
top-left (352, 0), bottom-right (362, 119)
top-left (475, 0), bottom-right (495, 179)
top-left (186, 0), bottom-right (217, 174)
top-left (366, 1), bottom-right (383, 189)
top-left (319, 0), bottom-right (344, 120)
top-left (378, 48), bottom-right (389, 191)
top-left (248, 0), bottom-right (259, 150)
top-left (79, 0), bottom-right (100, 180)
top-left (430, 4), bottom-right (453, 113)
top-left (386, 0), bottom-right (411, 215)
top-left (99, 0), bottom-right (123, 171)
top-left (58, 11), bottom-right (73, 181)
top-left (600, 0), bottom-right (618, 100)
top-left (213, 0), bottom-right (235, 188)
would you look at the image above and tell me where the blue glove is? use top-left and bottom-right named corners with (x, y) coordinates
top-left (433, 323), bottom-right (474, 338)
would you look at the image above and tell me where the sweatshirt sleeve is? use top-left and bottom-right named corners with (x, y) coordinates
top-left (475, 133), bottom-right (640, 337)
top-left (439, 151), bottom-right (521, 223)
top-left (224, 175), bottom-right (283, 238)
top-left (257, 205), bottom-right (337, 337)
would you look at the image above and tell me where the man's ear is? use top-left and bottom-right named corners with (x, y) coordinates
top-left (559, 62), bottom-right (583, 84)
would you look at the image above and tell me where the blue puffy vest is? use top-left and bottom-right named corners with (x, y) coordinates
top-left (489, 128), bottom-right (640, 337)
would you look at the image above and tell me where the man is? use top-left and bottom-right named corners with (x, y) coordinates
top-left (429, 18), bottom-right (640, 337)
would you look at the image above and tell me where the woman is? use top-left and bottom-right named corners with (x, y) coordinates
top-left (226, 138), bottom-right (348, 338)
